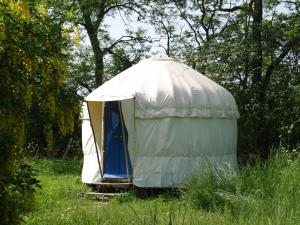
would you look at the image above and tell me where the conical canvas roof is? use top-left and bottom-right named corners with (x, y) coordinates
top-left (85, 54), bottom-right (239, 119)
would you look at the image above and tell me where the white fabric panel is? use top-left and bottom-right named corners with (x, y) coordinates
top-left (121, 99), bottom-right (137, 168)
top-left (134, 155), bottom-right (237, 187)
top-left (133, 117), bottom-right (237, 187)
top-left (81, 103), bottom-right (102, 184)
top-left (85, 54), bottom-right (239, 119)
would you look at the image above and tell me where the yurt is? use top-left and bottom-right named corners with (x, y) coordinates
top-left (81, 54), bottom-right (239, 188)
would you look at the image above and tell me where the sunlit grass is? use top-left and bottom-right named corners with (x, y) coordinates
top-left (24, 151), bottom-right (300, 225)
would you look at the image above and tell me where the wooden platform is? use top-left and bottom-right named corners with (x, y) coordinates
top-left (77, 192), bottom-right (126, 201)
top-left (91, 179), bottom-right (133, 192)
top-left (101, 177), bottom-right (132, 183)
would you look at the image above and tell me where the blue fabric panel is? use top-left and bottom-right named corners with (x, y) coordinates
top-left (103, 101), bottom-right (133, 178)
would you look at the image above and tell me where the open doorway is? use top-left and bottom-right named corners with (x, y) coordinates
top-left (103, 101), bottom-right (133, 179)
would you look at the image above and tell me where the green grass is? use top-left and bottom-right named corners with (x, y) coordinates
top-left (24, 151), bottom-right (300, 225)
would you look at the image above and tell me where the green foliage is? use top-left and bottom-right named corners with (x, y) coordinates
top-left (68, 46), bottom-right (95, 96)
top-left (28, 83), bottom-right (81, 155)
top-left (73, 0), bottom-right (152, 86)
top-left (0, 0), bottom-right (80, 223)
top-left (170, 0), bottom-right (300, 156)
top-left (0, 0), bottom-right (38, 223)
top-left (105, 47), bottom-right (150, 80)
top-left (23, 0), bottom-right (82, 156)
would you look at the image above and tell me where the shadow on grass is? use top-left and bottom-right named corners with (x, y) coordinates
top-left (110, 188), bottom-right (182, 206)
top-left (133, 187), bottom-right (181, 200)
top-left (27, 157), bottom-right (83, 176)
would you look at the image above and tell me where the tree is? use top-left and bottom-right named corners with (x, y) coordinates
top-left (151, 0), bottom-right (300, 157)
top-left (72, 0), bottom-right (299, 158)
top-left (145, 1), bottom-right (180, 56)
top-left (76, 0), bottom-right (151, 87)
top-left (68, 46), bottom-right (95, 96)
top-left (23, 0), bottom-right (82, 156)
top-left (105, 45), bottom-right (150, 80)
top-left (0, 1), bottom-right (80, 223)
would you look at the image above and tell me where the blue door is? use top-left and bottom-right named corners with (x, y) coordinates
top-left (103, 101), bottom-right (133, 178)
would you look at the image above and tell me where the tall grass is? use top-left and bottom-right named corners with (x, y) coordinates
top-left (24, 151), bottom-right (300, 225)
top-left (182, 151), bottom-right (300, 224)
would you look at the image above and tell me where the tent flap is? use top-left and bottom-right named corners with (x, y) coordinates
top-left (81, 102), bottom-right (102, 184)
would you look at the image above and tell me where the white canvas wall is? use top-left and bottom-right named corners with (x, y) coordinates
top-left (83, 99), bottom-right (238, 187)
top-left (132, 117), bottom-right (237, 187)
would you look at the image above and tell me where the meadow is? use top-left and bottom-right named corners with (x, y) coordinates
top-left (24, 151), bottom-right (300, 225)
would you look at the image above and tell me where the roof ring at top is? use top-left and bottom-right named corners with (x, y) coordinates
top-left (150, 53), bottom-right (177, 61)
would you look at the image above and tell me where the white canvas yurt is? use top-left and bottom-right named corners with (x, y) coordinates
top-left (81, 54), bottom-right (239, 188)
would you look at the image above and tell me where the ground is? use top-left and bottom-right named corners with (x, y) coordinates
top-left (24, 153), bottom-right (300, 225)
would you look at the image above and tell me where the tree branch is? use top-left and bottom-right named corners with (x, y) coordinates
top-left (103, 35), bottom-right (151, 54)
top-left (218, 0), bottom-right (254, 12)
top-left (94, 0), bottom-right (107, 30)
top-left (159, 19), bottom-right (171, 56)
top-left (264, 34), bottom-right (300, 87)
top-left (173, 1), bottom-right (203, 46)
top-left (78, 81), bottom-right (92, 93)
top-left (197, 0), bottom-right (209, 40)
top-left (103, 2), bottom-right (144, 17)
top-left (218, 5), bottom-right (244, 12)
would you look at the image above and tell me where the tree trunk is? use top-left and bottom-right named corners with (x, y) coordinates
top-left (251, 0), bottom-right (263, 85)
top-left (81, 8), bottom-right (104, 86)
top-left (250, 0), bottom-right (270, 158)
top-left (84, 23), bottom-right (104, 86)
top-left (63, 137), bottom-right (73, 160)
top-left (94, 51), bottom-right (104, 86)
